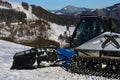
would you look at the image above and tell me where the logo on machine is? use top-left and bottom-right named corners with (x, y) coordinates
top-left (101, 35), bottom-right (120, 49)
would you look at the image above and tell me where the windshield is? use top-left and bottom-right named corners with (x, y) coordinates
top-left (71, 18), bottom-right (104, 47)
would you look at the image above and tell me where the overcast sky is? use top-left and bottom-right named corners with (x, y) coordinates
top-left (10, 0), bottom-right (120, 10)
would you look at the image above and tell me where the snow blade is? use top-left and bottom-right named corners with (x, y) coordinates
top-left (11, 46), bottom-right (59, 69)
top-left (11, 48), bottom-right (37, 69)
top-left (11, 46), bottom-right (77, 70)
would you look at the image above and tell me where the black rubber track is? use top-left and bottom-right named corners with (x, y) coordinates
top-left (69, 55), bottom-right (120, 79)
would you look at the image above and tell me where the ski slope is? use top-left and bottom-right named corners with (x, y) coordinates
top-left (49, 23), bottom-right (75, 41)
top-left (0, 39), bottom-right (118, 80)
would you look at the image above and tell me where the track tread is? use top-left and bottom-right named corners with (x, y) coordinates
top-left (69, 55), bottom-right (120, 79)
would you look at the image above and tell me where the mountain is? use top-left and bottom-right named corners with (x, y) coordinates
top-left (31, 5), bottom-right (78, 25)
top-left (0, 0), bottom-right (77, 25)
top-left (81, 3), bottom-right (120, 23)
top-left (0, 0), bottom-right (38, 21)
top-left (0, 0), bottom-right (78, 46)
top-left (51, 5), bottom-right (92, 16)
top-left (51, 3), bottom-right (120, 22)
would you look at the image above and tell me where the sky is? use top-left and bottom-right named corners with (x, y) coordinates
top-left (10, 0), bottom-right (120, 10)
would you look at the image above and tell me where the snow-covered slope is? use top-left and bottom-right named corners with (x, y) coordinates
top-left (0, 0), bottom-right (38, 20)
top-left (49, 23), bottom-right (75, 41)
top-left (0, 22), bottom-right (74, 42)
top-left (0, 39), bottom-right (118, 80)
top-left (0, 0), bottom-right (75, 42)
top-left (8, 1), bottom-right (38, 20)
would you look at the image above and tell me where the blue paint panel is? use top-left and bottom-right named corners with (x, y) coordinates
top-left (57, 48), bottom-right (76, 60)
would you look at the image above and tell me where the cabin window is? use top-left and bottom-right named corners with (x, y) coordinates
top-left (72, 18), bottom-right (104, 47)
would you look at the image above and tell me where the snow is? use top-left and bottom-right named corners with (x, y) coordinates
top-left (8, 1), bottom-right (38, 20)
top-left (0, 5), bottom-right (10, 9)
top-left (0, 38), bottom-right (118, 80)
top-left (49, 23), bottom-right (75, 41)
top-left (56, 12), bottom-right (63, 15)
top-left (0, 28), bottom-right (11, 36)
top-left (64, 7), bottom-right (67, 10)
top-left (0, 0), bottom-right (38, 20)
